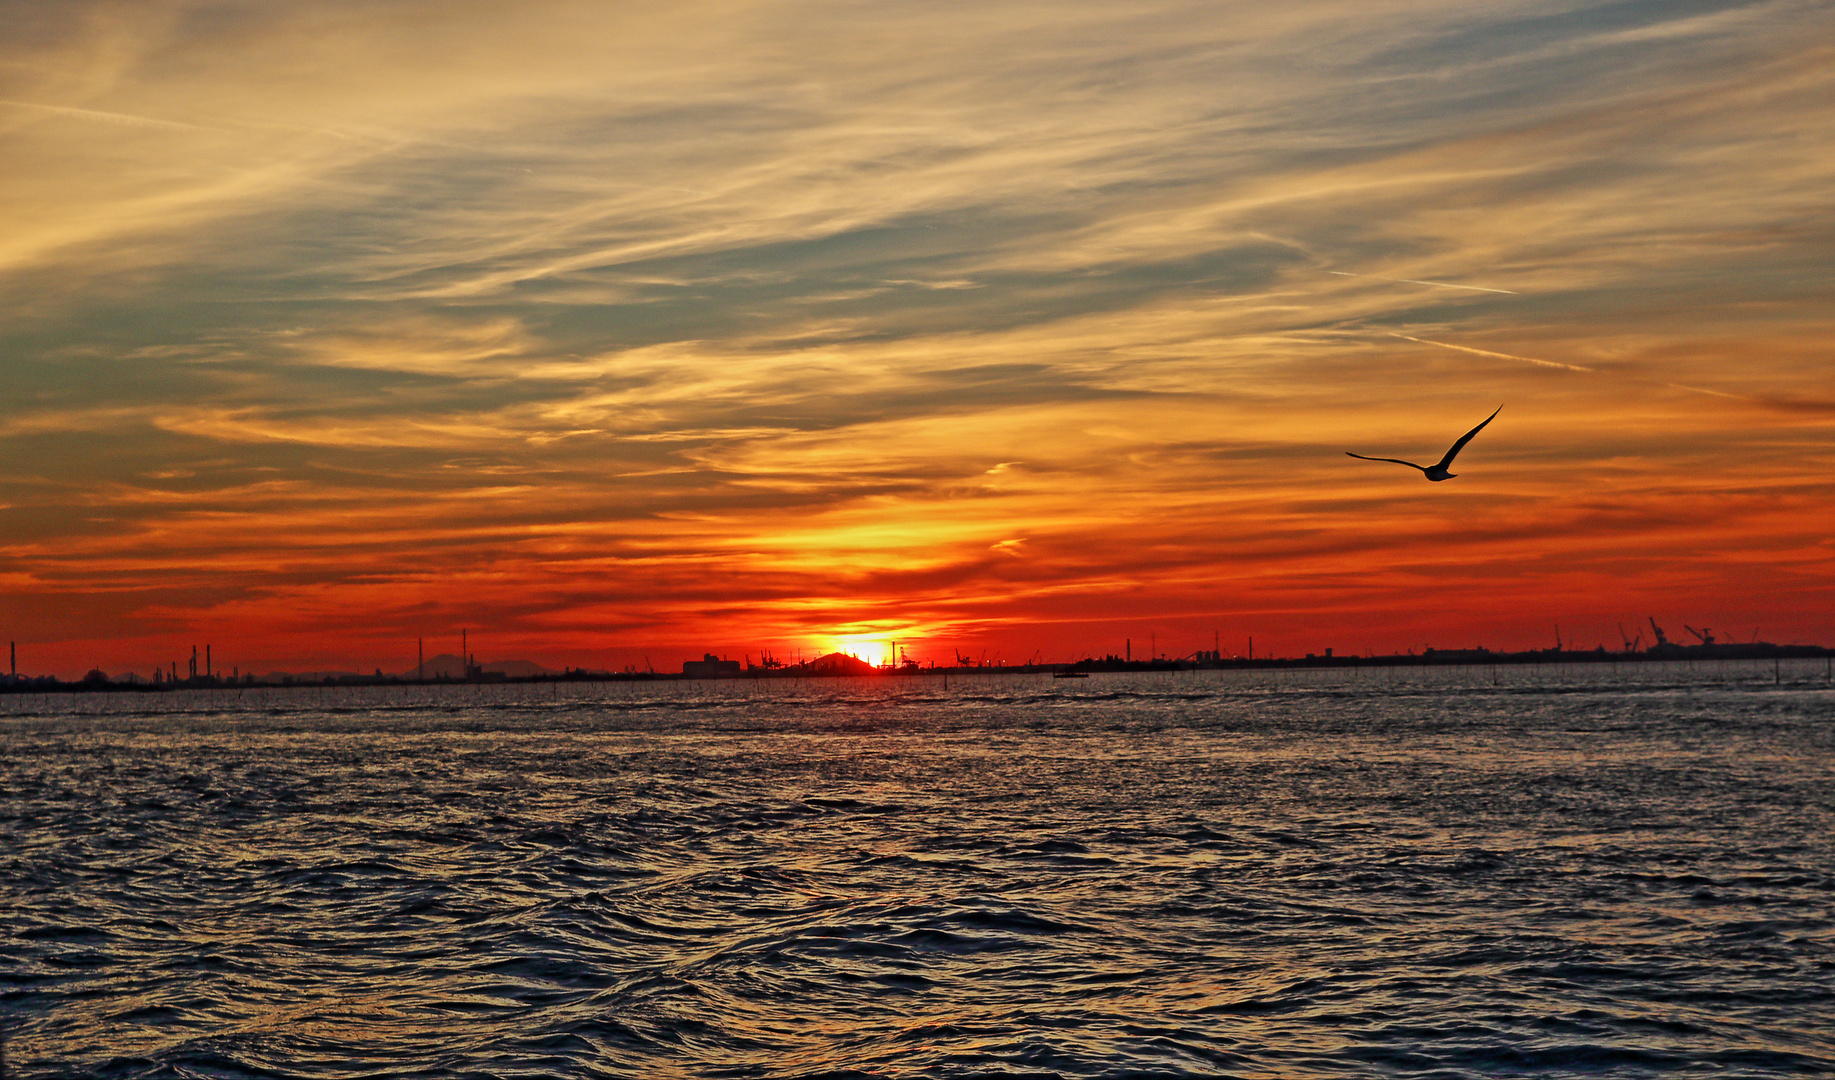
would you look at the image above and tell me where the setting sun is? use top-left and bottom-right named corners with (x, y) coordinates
top-left (816, 634), bottom-right (909, 668)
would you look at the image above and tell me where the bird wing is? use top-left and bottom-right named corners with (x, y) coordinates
top-left (1434, 405), bottom-right (1502, 471)
top-left (1346, 452), bottom-right (1427, 471)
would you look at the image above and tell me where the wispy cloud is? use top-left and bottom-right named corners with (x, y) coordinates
top-left (1, 0), bottom-right (1832, 672)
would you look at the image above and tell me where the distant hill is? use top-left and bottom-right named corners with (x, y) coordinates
top-left (802, 652), bottom-right (877, 676)
top-left (404, 653), bottom-right (466, 679)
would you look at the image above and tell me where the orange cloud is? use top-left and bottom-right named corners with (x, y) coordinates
top-left (1, 1), bottom-right (1832, 677)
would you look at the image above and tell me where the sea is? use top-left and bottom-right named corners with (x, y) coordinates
top-left (2, 661), bottom-right (1832, 1079)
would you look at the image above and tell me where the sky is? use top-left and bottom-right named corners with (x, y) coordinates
top-left (2, 0), bottom-right (1832, 677)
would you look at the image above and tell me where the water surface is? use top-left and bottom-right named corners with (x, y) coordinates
top-left (3, 663), bottom-right (1832, 1077)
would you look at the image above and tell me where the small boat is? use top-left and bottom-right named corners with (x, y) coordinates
top-left (1053, 671), bottom-right (1090, 679)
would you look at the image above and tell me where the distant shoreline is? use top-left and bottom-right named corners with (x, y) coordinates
top-left (5, 644), bottom-right (1831, 694)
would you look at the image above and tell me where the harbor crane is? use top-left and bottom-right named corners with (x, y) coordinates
top-left (1648, 617), bottom-right (1670, 648)
top-left (1617, 623), bottom-right (1643, 653)
top-left (1684, 625), bottom-right (1715, 646)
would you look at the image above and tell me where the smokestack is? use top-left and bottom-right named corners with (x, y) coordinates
top-left (9, 641), bottom-right (13, 677)
top-left (462, 629), bottom-right (467, 676)
top-left (206, 645), bottom-right (211, 680)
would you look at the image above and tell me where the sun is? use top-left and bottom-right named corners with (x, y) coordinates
top-left (809, 625), bottom-right (944, 667)
top-left (820, 634), bottom-right (896, 666)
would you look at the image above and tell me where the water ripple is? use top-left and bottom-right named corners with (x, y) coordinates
top-left (2, 665), bottom-right (1833, 1076)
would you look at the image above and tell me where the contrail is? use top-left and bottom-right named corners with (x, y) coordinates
top-left (1, 97), bottom-right (421, 149)
top-left (1390, 333), bottom-right (1751, 401)
top-left (1660, 382), bottom-right (1744, 400)
top-left (1388, 333), bottom-right (1594, 373)
top-left (1329, 270), bottom-right (1517, 295)
top-left (0, 98), bottom-right (219, 133)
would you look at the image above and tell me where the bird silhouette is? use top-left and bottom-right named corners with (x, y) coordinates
top-left (1347, 405), bottom-right (1500, 481)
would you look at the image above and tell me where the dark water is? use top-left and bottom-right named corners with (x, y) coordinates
top-left (3, 663), bottom-right (1833, 1078)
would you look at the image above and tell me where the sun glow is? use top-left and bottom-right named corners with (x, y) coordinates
top-left (818, 633), bottom-right (913, 667)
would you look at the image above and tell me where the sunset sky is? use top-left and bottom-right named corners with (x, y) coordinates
top-left (4, 0), bottom-right (1832, 677)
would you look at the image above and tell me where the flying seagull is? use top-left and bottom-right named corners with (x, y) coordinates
top-left (1347, 405), bottom-right (1501, 481)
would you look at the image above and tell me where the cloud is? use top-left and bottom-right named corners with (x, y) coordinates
top-left (1, 0), bottom-right (1833, 671)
